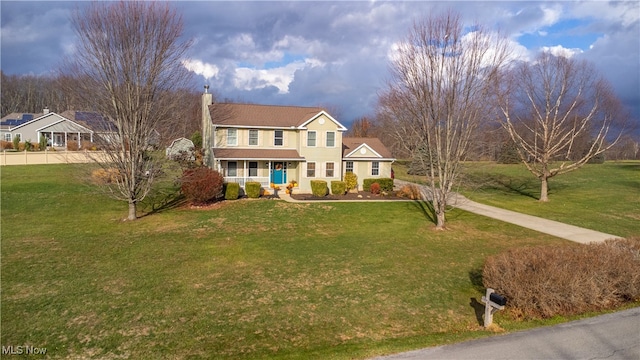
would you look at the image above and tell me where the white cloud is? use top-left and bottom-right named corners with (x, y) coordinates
top-left (233, 58), bottom-right (323, 94)
top-left (182, 59), bottom-right (219, 80)
top-left (541, 45), bottom-right (583, 58)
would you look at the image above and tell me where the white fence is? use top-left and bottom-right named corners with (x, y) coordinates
top-left (1, 150), bottom-right (108, 166)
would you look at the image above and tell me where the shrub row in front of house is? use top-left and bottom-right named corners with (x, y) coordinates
top-left (363, 178), bottom-right (394, 192)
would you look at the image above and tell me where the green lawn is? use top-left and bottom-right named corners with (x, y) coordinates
top-left (457, 161), bottom-right (640, 238)
top-left (1, 164), bottom-right (636, 359)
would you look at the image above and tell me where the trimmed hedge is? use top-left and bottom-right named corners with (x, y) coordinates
top-left (245, 181), bottom-right (261, 198)
top-left (225, 182), bottom-right (240, 200)
top-left (330, 181), bottom-right (346, 195)
top-left (363, 178), bottom-right (393, 192)
top-left (310, 180), bottom-right (328, 197)
top-left (483, 238), bottom-right (640, 319)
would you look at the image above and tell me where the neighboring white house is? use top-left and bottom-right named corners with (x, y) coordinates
top-left (201, 91), bottom-right (395, 193)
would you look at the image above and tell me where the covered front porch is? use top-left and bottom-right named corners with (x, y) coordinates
top-left (38, 121), bottom-right (93, 149)
top-left (218, 160), bottom-right (299, 188)
top-left (212, 148), bottom-right (305, 190)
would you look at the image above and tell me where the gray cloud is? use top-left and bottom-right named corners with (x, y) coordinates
top-left (2, 1), bottom-right (638, 126)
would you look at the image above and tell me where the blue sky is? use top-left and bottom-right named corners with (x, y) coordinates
top-left (1, 1), bottom-right (638, 126)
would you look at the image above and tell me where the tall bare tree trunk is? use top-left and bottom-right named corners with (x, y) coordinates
top-left (379, 10), bottom-right (511, 229)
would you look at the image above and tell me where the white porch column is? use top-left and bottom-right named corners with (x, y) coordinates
top-left (78, 132), bottom-right (81, 147)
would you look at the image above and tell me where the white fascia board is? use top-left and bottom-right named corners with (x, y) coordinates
top-left (344, 143), bottom-right (382, 158)
top-left (36, 118), bottom-right (94, 133)
top-left (297, 111), bottom-right (348, 131)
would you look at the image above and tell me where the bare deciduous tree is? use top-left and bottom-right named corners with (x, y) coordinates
top-left (62, 1), bottom-right (192, 220)
top-left (379, 11), bottom-right (511, 229)
top-left (497, 52), bottom-right (625, 201)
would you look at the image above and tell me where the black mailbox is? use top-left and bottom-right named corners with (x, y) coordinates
top-left (489, 292), bottom-right (507, 306)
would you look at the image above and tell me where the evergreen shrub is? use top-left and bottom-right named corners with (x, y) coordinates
top-left (245, 182), bottom-right (262, 198)
top-left (310, 180), bottom-right (328, 197)
top-left (330, 181), bottom-right (346, 195)
top-left (225, 182), bottom-right (240, 200)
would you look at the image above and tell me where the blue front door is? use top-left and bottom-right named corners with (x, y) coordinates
top-left (271, 162), bottom-right (286, 184)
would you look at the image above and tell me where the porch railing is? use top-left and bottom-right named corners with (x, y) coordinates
top-left (224, 176), bottom-right (270, 188)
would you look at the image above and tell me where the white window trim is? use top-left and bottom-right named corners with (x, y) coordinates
top-left (325, 162), bottom-right (335, 178)
top-left (227, 161), bottom-right (238, 177)
top-left (248, 129), bottom-right (259, 146)
top-left (345, 161), bottom-right (354, 174)
top-left (307, 162), bottom-right (316, 178)
top-left (248, 161), bottom-right (258, 177)
top-left (4, 133), bottom-right (12, 142)
top-left (371, 161), bottom-right (380, 176)
top-left (326, 131), bottom-right (336, 148)
top-left (227, 129), bottom-right (238, 146)
top-left (307, 130), bottom-right (317, 147)
top-left (274, 130), bottom-right (284, 146)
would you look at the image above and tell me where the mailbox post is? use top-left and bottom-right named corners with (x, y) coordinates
top-left (481, 288), bottom-right (506, 328)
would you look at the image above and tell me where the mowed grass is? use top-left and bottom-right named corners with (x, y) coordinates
top-left (0, 164), bottom-right (630, 359)
top-left (457, 161), bottom-right (640, 238)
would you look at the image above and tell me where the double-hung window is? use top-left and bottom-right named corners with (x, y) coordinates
top-left (227, 129), bottom-right (237, 146)
top-left (227, 161), bottom-right (237, 177)
top-left (4, 133), bottom-right (11, 142)
top-left (249, 161), bottom-right (258, 177)
top-left (345, 161), bottom-right (354, 173)
top-left (249, 129), bottom-right (259, 146)
top-left (326, 162), bottom-right (335, 177)
top-left (307, 162), bottom-right (316, 177)
top-left (326, 131), bottom-right (335, 147)
top-left (371, 161), bottom-right (379, 176)
top-left (307, 131), bottom-right (316, 147)
top-left (274, 130), bottom-right (283, 146)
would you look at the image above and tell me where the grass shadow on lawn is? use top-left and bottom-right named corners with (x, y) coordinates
top-left (408, 199), bottom-right (437, 225)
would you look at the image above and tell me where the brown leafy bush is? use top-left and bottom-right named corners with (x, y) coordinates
top-left (1, 141), bottom-right (13, 150)
top-left (67, 142), bottom-right (79, 151)
top-left (483, 237), bottom-right (640, 319)
top-left (397, 184), bottom-right (422, 199)
top-left (370, 182), bottom-right (381, 195)
top-left (181, 167), bottom-right (224, 204)
top-left (91, 168), bottom-right (122, 185)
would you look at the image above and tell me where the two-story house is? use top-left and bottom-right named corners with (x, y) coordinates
top-left (201, 90), bottom-right (394, 193)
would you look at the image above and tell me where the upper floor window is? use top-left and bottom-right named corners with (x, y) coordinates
top-left (274, 130), bottom-right (283, 146)
top-left (371, 161), bottom-right (379, 176)
top-left (227, 128), bottom-right (237, 146)
top-left (326, 162), bottom-right (335, 177)
top-left (326, 131), bottom-right (335, 147)
top-left (307, 131), bottom-right (316, 147)
top-left (345, 161), bottom-right (353, 173)
top-left (249, 129), bottom-right (259, 146)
